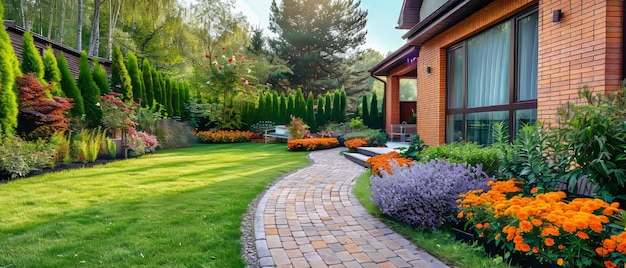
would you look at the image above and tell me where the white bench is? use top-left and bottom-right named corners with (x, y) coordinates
top-left (264, 125), bottom-right (289, 143)
top-left (389, 122), bottom-right (416, 142)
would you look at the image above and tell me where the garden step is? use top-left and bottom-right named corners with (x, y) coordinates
top-left (357, 147), bottom-right (396, 157)
top-left (343, 152), bottom-right (370, 167)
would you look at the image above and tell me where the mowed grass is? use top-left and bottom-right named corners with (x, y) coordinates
top-left (353, 170), bottom-right (512, 268)
top-left (0, 143), bottom-right (309, 267)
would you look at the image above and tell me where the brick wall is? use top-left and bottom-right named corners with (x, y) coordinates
top-left (537, 0), bottom-right (623, 124)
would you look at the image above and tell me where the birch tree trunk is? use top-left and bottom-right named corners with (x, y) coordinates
top-left (88, 0), bottom-right (106, 57)
top-left (108, 0), bottom-right (122, 60)
top-left (19, 0), bottom-right (25, 27)
top-left (77, 0), bottom-right (83, 51)
top-left (60, 0), bottom-right (66, 43)
top-left (47, 0), bottom-right (56, 39)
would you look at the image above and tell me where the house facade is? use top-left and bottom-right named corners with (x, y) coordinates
top-left (370, 0), bottom-right (624, 145)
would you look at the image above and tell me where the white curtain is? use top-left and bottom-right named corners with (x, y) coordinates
top-left (466, 22), bottom-right (511, 108)
top-left (517, 12), bottom-right (539, 101)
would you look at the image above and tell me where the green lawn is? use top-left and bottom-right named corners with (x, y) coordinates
top-left (353, 170), bottom-right (513, 268)
top-left (0, 143), bottom-right (309, 267)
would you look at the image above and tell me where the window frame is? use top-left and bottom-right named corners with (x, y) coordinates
top-left (446, 7), bottom-right (538, 143)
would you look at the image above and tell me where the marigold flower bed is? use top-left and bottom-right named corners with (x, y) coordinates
top-left (457, 179), bottom-right (624, 268)
top-left (287, 138), bottom-right (339, 151)
top-left (365, 151), bottom-right (413, 175)
top-left (344, 138), bottom-right (369, 152)
top-left (196, 130), bottom-right (253, 143)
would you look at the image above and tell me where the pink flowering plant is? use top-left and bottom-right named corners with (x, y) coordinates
top-left (98, 92), bottom-right (139, 135)
top-left (134, 131), bottom-right (158, 153)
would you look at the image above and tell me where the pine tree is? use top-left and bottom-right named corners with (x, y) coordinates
top-left (316, 94), bottom-right (325, 128)
top-left (370, 93), bottom-right (380, 129)
top-left (271, 91), bottom-right (279, 123)
top-left (306, 92), bottom-right (317, 132)
top-left (43, 46), bottom-right (63, 97)
top-left (58, 53), bottom-right (84, 118)
top-left (142, 59), bottom-right (154, 108)
top-left (126, 52), bottom-right (143, 105)
top-left (279, 92), bottom-right (287, 124)
top-left (332, 90), bottom-right (341, 122)
top-left (20, 32), bottom-right (45, 82)
top-left (110, 46), bottom-right (133, 101)
top-left (0, 33), bottom-right (18, 135)
top-left (92, 58), bottom-right (109, 95)
top-left (324, 92), bottom-right (332, 123)
top-left (77, 51), bottom-right (102, 128)
top-left (361, 95), bottom-right (370, 128)
top-left (340, 88), bottom-right (347, 122)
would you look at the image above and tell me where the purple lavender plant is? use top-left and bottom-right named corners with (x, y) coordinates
top-left (370, 159), bottom-right (493, 229)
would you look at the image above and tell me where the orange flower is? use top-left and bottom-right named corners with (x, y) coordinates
top-left (519, 220), bottom-right (533, 232)
top-left (483, 222), bottom-right (490, 228)
top-left (532, 247), bottom-right (539, 253)
top-left (557, 258), bottom-right (564, 266)
top-left (603, 239), bottom-right (617, 251)
top-left (457, 212), bottom-right (463, 219)
top-left (558, 244), bottom-right (565, 250)
top-left (604, 260), bottom-right (617, 268)
top-left (596, 247), bottom-right (610, 257)
top-left (544, 238), bottom-right (555, 247)
top-left (531, 219), bottom-right (543, 227)
top-left (530, 187), bottom-right (539, 194)
top-left (476, 223), bottom-right (484, 230)
top-left (495, 233), bottom-right (501, 240)
top-left (577, 231), bottom-right (589, 240)
top-left (514, 235), bottom-right (524, 244)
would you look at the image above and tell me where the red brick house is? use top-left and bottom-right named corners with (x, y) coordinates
top-left (370, 0), bottom-right (624, 145)
top-left (4, 20), bottom-right (111, 78)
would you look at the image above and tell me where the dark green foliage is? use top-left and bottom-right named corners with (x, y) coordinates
top-left (110, 46), bottom-right (133, 101)
top-left (20, 32), bottom-right (44, 82)
top-left (420, 142), bottom-right (501, 176)
top-left (77, 51), bottom-right (102, 128)
top-left (171, 81), bottom-right (180, 117)
top-left (287, 94), bottom-right (295, 120)
top-left (164, 77), bottom-right (173, 117)
top-left (257, 93), bottom-right (266, 121)
top-left (271, 91), bottom-right (279, 123)
top-left (126, 52), bottom-right (144, 105)
top-left (91, 58), bottom-right (109, 95)
top-left (279, 92), bottom-right (288, 124)
top-left (340, 89), bottom-right (347, 122)
top-left (306, 92), bottom-right (317, 132)
top-left (57, 53), bottom-right (84, 118)
top-left (295, 88), bottom-right (306, 119)
top-left (151, 68), bottom-right (163, 106)
top-left (265, 92), bottom-right (273, 122)
top-left (43, 46), bottom-right (63, 97)
top-left (142, 59), bottom-right (154, 108)
top-left (316, 94), bottom-right (325, 127)
top-left (332, 90), bottom-right (341, 122)
top-left (344, 129), bottom-right (386, 147)
top-left (0, 40), bottom-right (18, 136)
top-left (370, 93), bottom-right (381, 129)
top-left (324, 92), bottom-right (332, 123)
top-left (361, 95), bottom-right (369, 127)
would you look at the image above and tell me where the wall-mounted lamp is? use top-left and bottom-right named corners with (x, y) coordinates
top-left (426, 67), bottom-right (432, 73)
top-left (552, 10), bottom-right (562, 22)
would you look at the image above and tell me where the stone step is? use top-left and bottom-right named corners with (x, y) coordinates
top-left (343, 152), bottom-right (370, 168)
top-left (357, 147), bottom-right (396, 157)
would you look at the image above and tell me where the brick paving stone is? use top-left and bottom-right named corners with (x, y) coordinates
top-left (252, 147), bottom-right (449, 268)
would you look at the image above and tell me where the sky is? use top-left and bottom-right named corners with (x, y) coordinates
top-left (233, 0), bottom-right (407, 55)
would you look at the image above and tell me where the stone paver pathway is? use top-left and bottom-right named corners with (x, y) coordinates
top-left (253, 147), bottom-right (449, 268)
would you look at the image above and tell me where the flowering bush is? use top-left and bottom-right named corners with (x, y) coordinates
top-left (344, 138), bottom-right (368, 152)
top-left (196, 130), bottom-right (253, 143)
top-left (371, 160), bottom-right (493, 229)
top-left (457, 179), bottom-right (623, 267)
top-left (99, 92), bottom-right (138, 135)
top-left (365, 151), bottom-right (413, 175)
top-left (0, 136), bottom-right (54, 180)
top-left (135, 131), bottom-right (158, 153)
top-left (287, 138), bottom-right (338, 151)
top-left (287, 115), bottom-right (309, 139)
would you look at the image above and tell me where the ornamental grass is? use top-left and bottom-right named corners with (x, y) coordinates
top-left (287, 138), bottom-right (339, 151)
top-left (365, 151), bottom-right (413, 175)
top-left (196, 130), bottom-right (253, 143)
top-left (457, 179), bottom-right (623, 268)
top-left (344, 138), bottom-right (369, 152)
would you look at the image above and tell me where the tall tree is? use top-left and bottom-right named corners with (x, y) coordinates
top-left (88, 0), bottom-right (106, 57)
top-left (361, 95), bottom-right (369, 128)
top-left (126, 51), bottom-right (143, 105)
top-left (295, 88), bottom-right (306, 119)
top-left (265, 92), bottom-right (273, 122)
top-left (340, 88), bottom-right (347, 121)
top-left (268, 0), bottom-right (367, 95)
top-left (370, 93), bottom-right (381, 129)
top-left (306, 92), bottom-right (317, 132)
top-left (43, 45), bottom-right (63, 97)
top-left (151, 67), bottom-right (162, 106)
top-left (58, 53), bottom-right (84, 118)
top-left (332, 90), bottom-right (341, 122)
top-left (257, 93), bottom-right (266, 121)
top-left (279, 92), bottom-right (287, 124)
top-left (110, 46), bottom-right (133, 101)
top-left (142, 59), bottom-right (154, 108)
top-left (171, 80), bottom-right (180, 117)
top-left (271, 91), bottom-right (279, 123)
top-left (286, 94), bottom-right (295, 121)
top-left (0, 0), bottom-right (18, 136)
top-left (77, 51), bottom-right (102, 128)
top-left (20, 32), bottom-right (45, 82)
top-left (92, 57), bottom-right (109, 95)
top-left (324, 92), bottom-right (332, 123)
top-left (316, 94), bottom-right (325, 128)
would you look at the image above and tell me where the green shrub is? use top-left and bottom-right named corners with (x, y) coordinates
top-left (349, 117), bottom-right (366, 130)
top-left (106, 138), bottom-right (117, 159)
top-left (153, 119), bottom-right (195, 149)
top-left (0, 135), bottom-right (54, 179)
top-left (344, 129), bottom-right (386, 146)
top-left (419, 142), bottom-right (501, 176)
top-left (49, 131), bottom-right (72, 168)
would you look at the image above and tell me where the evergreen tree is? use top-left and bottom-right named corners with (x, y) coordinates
top-left (77, 51), bottom-right (102, 128)
top-left (265, 92), bottom-right (273, 122)
top-left (361, 95), bottom-right (370, 128)
top-left (57, 53), bottom-right (84, 118)
top-left (324, 92), bottom-right (332, 123)
top-left (164, 77), bottom-right (173, 117)
top-left (306, 92), bottom-right (317, 132)
top-left (92, 58), bottom-right (109, 95)
top-left (0, 34), bottom-right (18, 135)
top-left (269, 0), bottom-right (367, 96)
top-left (332, 90), bottom-right (341, 122)
top-left (42, 46), bottom-right (63, 96)
top-left (271, 91), bottom-right (279, 123)
top-left (20, 32), bottom-right (45, 82)
top-left (370, 93), bottom-right (380, 129)
top-left (151, 68), bottom-right (162, 106)
top-left (340, 88), bottom-right (347, 122)
top-left (142, 59), bottom-right (154, 108)
top-left (171, 81), bottom-right (180, 117)
top-left (316, 94), bottom-right (325, 128)
top-left (279, 92), bottom-right (288, 124)
top-left (287, 94), bottom-right (295, 121)
top-left (0, 1), bottom-right (21, 98)
top-left (295, 88), bottom-right (306, 119)
top-left (126, 52), bottom-right (144, 105)
top-left (110, 46), bottom-right (133, 101)
top-left (180, 83), bottom-right (188, 117)
top-left (258, 93), bottom-right (266, 121)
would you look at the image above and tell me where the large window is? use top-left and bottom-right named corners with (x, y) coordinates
top-left (446, 9), bottom-right (538, 144)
